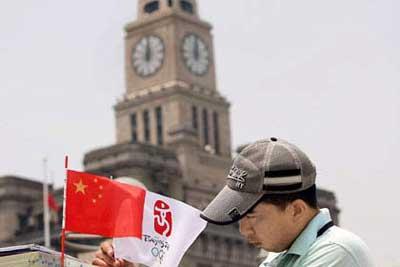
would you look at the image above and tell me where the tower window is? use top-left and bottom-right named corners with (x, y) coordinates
top-left (180, 0), bottom-right (194, 14)
top-left (167, 0), bottom-right (173, 7)
top-left (201, 235), bottom-right (208, 255)
top-left (213, 111), bottom-right (220, 155)
top-left (144, 1), bottom-right (159, 14)
top-left (130, 113), bottom-right (137, 143)
top-left (192, 105), bottom-right (198, 130)
top-left (156, 106), bottom-right (163, 145)
top-left (202, 108), bottom-right (209, 146)
top-left (143, 110), bottom-right (151, 142)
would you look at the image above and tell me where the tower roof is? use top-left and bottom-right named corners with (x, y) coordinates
top-left (137, 0), bottom-right (199, 20)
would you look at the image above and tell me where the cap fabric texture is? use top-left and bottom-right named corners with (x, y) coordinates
top-left (201, 137), bottom-right (316, 225)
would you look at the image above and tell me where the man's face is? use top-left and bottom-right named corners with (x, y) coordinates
top-left (239, 202), bottom-right (297, 252)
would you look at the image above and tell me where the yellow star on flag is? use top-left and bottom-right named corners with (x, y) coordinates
top-left (74, 179), bottom-right (88, 194)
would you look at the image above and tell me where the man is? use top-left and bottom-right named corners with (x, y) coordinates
top-left (93, 138), bottom-right (374, 267)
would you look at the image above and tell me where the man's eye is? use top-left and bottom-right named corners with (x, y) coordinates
top-left (246, 213), bottom-right (256, 218)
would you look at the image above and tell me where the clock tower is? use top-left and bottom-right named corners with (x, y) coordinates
top-left (113, 0), bottom-right (234, 190)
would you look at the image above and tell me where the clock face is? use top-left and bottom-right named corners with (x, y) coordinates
top-left (132, 35), bottom-right (164, 77)
top-left (182, 34), bottom-right (210, 76)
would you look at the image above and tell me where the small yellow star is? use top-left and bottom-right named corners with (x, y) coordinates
top-left (74, 179), bottom-right (88, 194)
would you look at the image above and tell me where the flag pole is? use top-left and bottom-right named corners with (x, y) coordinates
top-left (61, 156), bottom-right (69, 267)
top-left (42, 158), bottom-right (51, 248)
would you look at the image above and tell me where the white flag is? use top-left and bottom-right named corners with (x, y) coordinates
top-left (114, 191), bottom-right (207, 267)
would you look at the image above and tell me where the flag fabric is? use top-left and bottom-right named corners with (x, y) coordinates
top-left (48, 193), bottom-right (60, 211)
top-left (114, 191), bottom-right (207, 267)
top-left (64, 170), bottom-right (207, 267)
top-left (65, 170), bottom-right (146, 237)
top-left (48, 192), bottom-right (60, 224)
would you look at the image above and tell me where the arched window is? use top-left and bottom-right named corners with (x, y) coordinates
top-left (192, 105), bottom-right (198, 130)
top-left (143, 110), bottom-right (150, 142)
top-left (201, 234), bottom-right (208, 255)
top-left (214, 236), bottom-right (220, 260)
top-left (155, 106), bottom-right (163, 145)
top-left (130, 113), bottom-right (138, 143)
top-left (180, 0), bottom-right (194, 14)
top-left (144, 1), bottom-right (159, 14)
top-left (202, 108), bottom-right (209, 146)
top-left (167, 0), bottom-right (173, 7)
top-left (212, 111), bottom-right (220, 154)
top-left (226, 239), bottom-right (233, 260)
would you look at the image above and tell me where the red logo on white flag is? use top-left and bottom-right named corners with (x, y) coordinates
top-left (154, 200), bottom-right (172, 237)
top-left (114, 191), bottom-right (207, 267)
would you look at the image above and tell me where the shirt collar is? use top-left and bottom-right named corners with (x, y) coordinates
top-left (286, 208), bottom-right (332, 256)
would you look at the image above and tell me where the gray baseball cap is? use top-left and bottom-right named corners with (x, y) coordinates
top-left (201, 137), bottom-right (316, 225)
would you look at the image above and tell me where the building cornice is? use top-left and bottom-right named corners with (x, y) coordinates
top-left (125, 10), bottom-right (212, 34)
top-left (115, 81), bottom-right (230, 113)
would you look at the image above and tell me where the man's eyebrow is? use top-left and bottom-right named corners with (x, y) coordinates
top-left (247, 200), bottom-right (261, 214)
top-left (246, 206), bottom-right (257, 215)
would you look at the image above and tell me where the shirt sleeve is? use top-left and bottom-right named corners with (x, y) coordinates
top-left (299, 242), bottom-right (360, 267)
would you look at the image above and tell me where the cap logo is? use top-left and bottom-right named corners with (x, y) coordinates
top-left (227, 165), bottom-right (248, 189)
top-left (228, 208), bottom-right (241, 221)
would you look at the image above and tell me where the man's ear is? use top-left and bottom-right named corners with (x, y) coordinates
top-left (290, 199), bottom-right (307, 222)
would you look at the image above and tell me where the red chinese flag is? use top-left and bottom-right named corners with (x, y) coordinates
top-left (48, 194), bottom-right (60, 211)
top-left (65, 170), bottom-right (146, 238)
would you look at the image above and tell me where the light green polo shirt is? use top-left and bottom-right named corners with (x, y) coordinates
top-left (259, 209), bottom-right (374, 267)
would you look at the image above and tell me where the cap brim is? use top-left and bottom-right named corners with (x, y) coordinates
top-left (200, 185), bottom-right (264, 225)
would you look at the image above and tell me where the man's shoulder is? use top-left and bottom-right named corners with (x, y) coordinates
top-left (305, 226), bottom-right (374, 266)
top-left (323, 226), bottom-right (370, 252)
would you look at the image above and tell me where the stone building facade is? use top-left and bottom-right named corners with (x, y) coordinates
top-left (0, 0), bottom-right (340, 266)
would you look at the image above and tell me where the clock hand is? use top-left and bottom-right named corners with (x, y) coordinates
top-left (145, 38), bottom-right (151, 62)
top-left (193, 37), bottom-right (200, 61)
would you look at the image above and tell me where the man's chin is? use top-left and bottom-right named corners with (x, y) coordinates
top-left (247, 241), bottom-right (286, 252)
top-left (258, 245), bottom-right (286, 253)
top-left (251, 243), bottom-right (262, 248)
